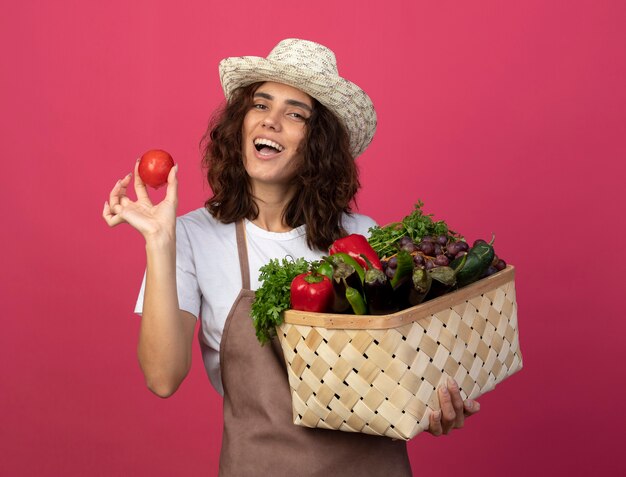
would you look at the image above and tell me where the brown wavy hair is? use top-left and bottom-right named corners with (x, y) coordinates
top-left (201, 82), bottom-right (360, 251)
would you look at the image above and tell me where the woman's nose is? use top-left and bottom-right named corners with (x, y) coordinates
top-left (261, 111), bottom-right (281, 131)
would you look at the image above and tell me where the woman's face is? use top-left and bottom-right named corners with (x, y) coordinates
top-left (241, 82), bottom-right (313, 191)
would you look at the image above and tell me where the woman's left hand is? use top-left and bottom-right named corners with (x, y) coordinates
top-left (427, 377), bottom-right (481, 436)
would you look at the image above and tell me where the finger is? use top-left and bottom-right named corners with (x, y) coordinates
top-left (102, 201), bottom-right (125, 227)
top-left (133, 158), bottom-right (151, 202)
top-left (108, 179), bottom-right (122, 209)
top-left (463, 399), bottom-right (481, 417)
top-left (447, 377), bottom-right (465, 429)
top-left (428, 410), bottom-right (443, 437)
top-left (437, 383), bottom-right (456, 434)
top-left (108, 173), bottom-right (132, 209)
top-left (118, 171), bottom-right (132, 197)
top-left (117, 173), bottom-right (133, 210)
top-left (102, 200), bottom-right (111, 220)
top-left (164, 163), bottom-right (179, 205)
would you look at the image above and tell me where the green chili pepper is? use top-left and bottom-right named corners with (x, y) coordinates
top-left (451, 236), bottom-right (495, 287)
top-left (344, 279), bottom-right (367, 315)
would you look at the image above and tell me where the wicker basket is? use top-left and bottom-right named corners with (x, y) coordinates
top-left (277, 265), bottom-right (522, 441)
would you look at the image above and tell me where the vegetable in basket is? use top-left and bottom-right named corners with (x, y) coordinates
top-left (290, 271), bottom-right (334, 313)
top-left (427, 266), bottom-right (460, 298)
top-left (327, 252), bottom-right (365, 283)
top-left (328, 259), bottom-right (363, 313)
top-left (251, 257), bottom-right (311, 345)
top-left (315, 260), bottom-right (334, 281)
top-left (389, 250), bottom-right (414, 289)
top-left (367, 201), bottom-right (462, 258)
top-left (363, 265), bottom-right (397, 315)
top-left (409, 268), bottom-right (432, 306)
top-left (251, 201), bottom-right (511, 346)
top-left (423, 252), bottom-right (468, 299)
top-left (329, 233), bottom-right (383, 270)
top-left (344, 279), bottom-right (367, 315)
top-left (451, 237), bottom-right (496, 287)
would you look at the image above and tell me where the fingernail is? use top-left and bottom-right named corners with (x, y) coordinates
top-left (433, 411), bottom-right (441, 420)
top-left (447, 377), bottom-right (457, 389)
top-left (465, 400), bottom-right (473, 410)
top-left (440, 384), bottom-right (448, 395)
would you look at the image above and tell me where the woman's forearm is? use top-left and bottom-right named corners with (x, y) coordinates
top-left (138, 232), bottom-right (196, 398)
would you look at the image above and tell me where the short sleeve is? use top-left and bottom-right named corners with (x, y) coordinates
top-left (174, 219), bottom-right (201, 319)
top-left (342, 213), bottom-right (378, 238)
top-left (134, 218), bottom-right (201, 319)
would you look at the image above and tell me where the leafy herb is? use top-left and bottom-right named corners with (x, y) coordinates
top-left (251, 256), bottom-right (311, 345)
top-left (367, 200), bottom-right (462, 258)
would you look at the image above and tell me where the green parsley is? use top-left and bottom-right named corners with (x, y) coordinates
top-left (251, 256), bottom-right (311, 345)
top-left (367, 200), bottom-right (462, 258)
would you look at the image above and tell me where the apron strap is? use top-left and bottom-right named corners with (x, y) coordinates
top-left (235, 220), bottom-right (251, 290)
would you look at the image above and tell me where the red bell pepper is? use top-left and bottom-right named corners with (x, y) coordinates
top-left (329, 234), bottom-right (383, 271)
top-left (290, 272), bottom-right (334, 313)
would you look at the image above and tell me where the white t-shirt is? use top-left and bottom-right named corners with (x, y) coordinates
top-left (135, 207), bottom-right (377, 395)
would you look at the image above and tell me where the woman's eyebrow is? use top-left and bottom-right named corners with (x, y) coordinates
top-left (254, 92), bottom-right (312, 112)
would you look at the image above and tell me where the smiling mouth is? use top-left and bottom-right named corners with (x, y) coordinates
top-left (254, 138), bottom-right (284, 155)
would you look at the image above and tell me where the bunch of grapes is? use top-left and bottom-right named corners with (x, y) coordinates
top-left (381, 235), bottom-right (507, 279)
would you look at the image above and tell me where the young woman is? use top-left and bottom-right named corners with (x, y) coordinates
top-left (103, 39), bottom-right (480, 476)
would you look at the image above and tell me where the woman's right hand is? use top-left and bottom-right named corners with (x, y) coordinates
top-left (102, 159), bottom-right (178, 241)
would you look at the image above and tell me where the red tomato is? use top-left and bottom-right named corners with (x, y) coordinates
top-left (138, 149), bottom-right (174, 189)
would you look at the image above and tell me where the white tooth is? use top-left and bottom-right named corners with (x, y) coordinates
top-left (254, 138), bottom-right (283, 152)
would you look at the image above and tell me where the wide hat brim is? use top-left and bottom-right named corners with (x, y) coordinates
top-left (219, 56), bottom-right (377, 158)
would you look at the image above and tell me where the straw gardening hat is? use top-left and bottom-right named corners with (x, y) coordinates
top-left (219, 38), bottom-right (377, 158)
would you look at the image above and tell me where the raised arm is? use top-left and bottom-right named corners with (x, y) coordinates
top-left (103, 160), bottom-right (196, 398)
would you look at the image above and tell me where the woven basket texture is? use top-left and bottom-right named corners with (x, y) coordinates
top-left (277, 266), bottom-right (522, 440)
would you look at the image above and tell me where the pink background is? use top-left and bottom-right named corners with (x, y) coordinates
top-left (2, 1), bottom-right (625, 475)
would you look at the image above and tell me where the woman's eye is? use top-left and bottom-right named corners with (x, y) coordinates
top-left (289, 112), bottom-right (306, 120)
top-left (254, 104), bottom-right (267, 110)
